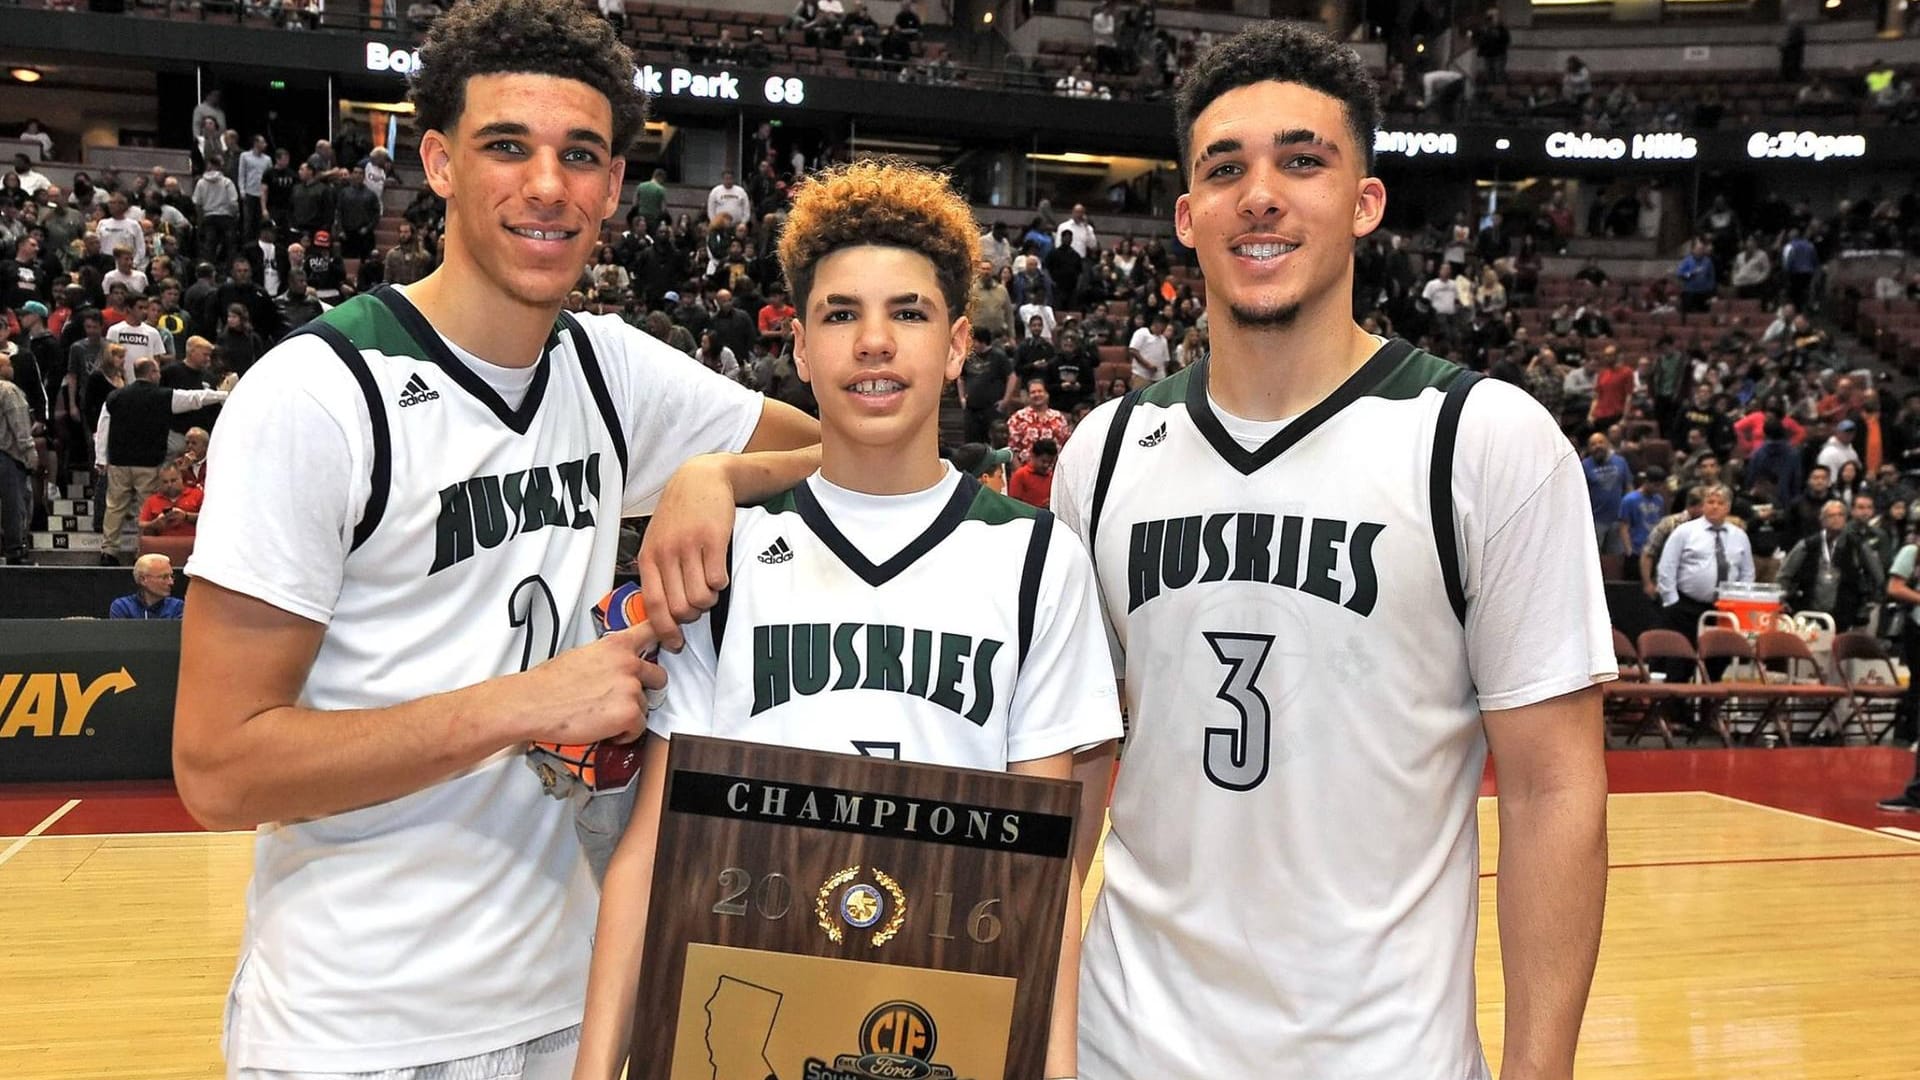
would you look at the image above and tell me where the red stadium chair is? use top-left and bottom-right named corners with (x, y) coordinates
top-left (137, 534), bottom-right (197, 567)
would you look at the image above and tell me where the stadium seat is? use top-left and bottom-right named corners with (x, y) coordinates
top-left (137, 534), bottom-right (197, 567)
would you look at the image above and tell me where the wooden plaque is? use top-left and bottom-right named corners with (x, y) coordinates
top-left (632, 735), bottom-right (1079, 1080)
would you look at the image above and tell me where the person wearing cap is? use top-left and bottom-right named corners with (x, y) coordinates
top-left (16, 300), bottom-right (60, 421)
top-left (1617, 466), bottom-right (1667, 575)
top-left (1817, 418), bottom-right (1863, 480)
top-left (950, 440), bottom-right (1011, 494)
top-left (301, 231), bottom-right (346, 304)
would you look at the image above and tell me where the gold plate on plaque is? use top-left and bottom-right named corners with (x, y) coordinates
top-left (669, 943), bottom-right (1017, 1080)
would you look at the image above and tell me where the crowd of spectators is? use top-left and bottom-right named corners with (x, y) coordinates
top-left (1343, 195), bottom-right (1919, 656)
top-left (0, 103), bottom-right (1210, 559)
top-left (1383, 10), bottom-right (1920, 131)
top-left (0, 108), bottom-right (413, 565)
top-left (41, 0), bottom-right (1919, 117)
top-left (1340, 177), bottom-right (1920, 649)
top-left (604, 170), bottom-right (1197, 512)
top-left (10, 94), bottom-right (1920, 574)
top-left (1053, 0), bottom-right (1210, 101)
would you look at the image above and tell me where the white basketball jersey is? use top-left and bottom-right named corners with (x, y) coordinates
top-left (188, 285), bottom-right (762, 1071)
top-left (1055, 341), bottom-right (1613, 1080)
top-left (648, 469), bottom-right (1121, 771)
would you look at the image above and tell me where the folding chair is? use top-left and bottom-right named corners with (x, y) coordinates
top-left (1604, 630), bottom-right (1667, 746)
top-left (1753, 630), bottom-right (1848, 744)
top-left (1613, 628), bottom-right (1645, 682)
top-left (1615, 630), bottom-right (1730, 747)
top-left (1826, 632), bottom-right (1905, 744)
top-left (1697, 628), bottom-right (1792, 745)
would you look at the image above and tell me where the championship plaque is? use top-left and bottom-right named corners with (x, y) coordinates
top-left (632, 735), bottom-right (1080, 1080)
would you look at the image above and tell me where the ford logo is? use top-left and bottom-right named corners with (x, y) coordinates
top-left (854, 1054), bottom-right (933, 1079)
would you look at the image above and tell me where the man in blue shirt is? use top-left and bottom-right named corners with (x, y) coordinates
top-left (1584, 432), bottom-right (1635, 555)
top-left (1618, 467), bottom-right (1668, 572)
top-left (109, 553), bottom-right (185, 619)
top-left (1677, 237), bottom-right (1718, 314)
top-left (1780, 228), bottom-right (1819, 310)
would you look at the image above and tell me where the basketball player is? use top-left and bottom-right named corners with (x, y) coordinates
top-left (1055, 24), bottom-right (1613, 1079)
top-left (573, 160), bottom-right (1122, 1080)
top-left (172, 1), bottom-right (819, 1076)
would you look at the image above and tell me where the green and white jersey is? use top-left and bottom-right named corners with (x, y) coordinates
top-left (187, 284), bottom-right (763, 1072)
top-left (649, 467), bottom-right (1122, 771)
top-left (1055, 340), bottom-right (1614, 1080)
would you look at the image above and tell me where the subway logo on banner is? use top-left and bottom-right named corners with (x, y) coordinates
top-left (0, 669), bottom-right (137, 738)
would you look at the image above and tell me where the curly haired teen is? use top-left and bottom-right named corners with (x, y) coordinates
top-left (572, 160), bottom-right (1121, 1080)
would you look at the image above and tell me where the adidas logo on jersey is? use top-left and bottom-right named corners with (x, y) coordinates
top-left (398, 374), bottom-right (441, 408)
top-left (757, 537), bottom-right (794, 564)
top-left (1138, 422), bottom-right (1167, 447)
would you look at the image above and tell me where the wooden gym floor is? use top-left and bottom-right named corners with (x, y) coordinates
top-left (4, 748), bottom-right (1920, 1078)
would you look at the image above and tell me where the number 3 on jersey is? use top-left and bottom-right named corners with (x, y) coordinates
top-left (1202, 632), bottom-right (1275, 791)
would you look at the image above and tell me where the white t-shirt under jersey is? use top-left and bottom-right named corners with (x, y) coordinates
top-left (1055, 343), bottom-right (1614, 1079)
top-left (187, 286), bottom-right (765, 1072)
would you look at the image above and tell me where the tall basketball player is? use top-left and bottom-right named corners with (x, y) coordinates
top-left (1057, 24), bottom-right (1613, 1080)
top-left (573, 160), bottom-right (1121, 1080)
top-left (171, 1), bottom-right (818, 1076)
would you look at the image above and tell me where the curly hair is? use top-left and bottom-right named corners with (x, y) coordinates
top-left (408, 0), bottom-right (647, 156)
top-left (778, 158), bottom-right (981, 321)
top-left (1174, 22), bottom-right (1381, 179)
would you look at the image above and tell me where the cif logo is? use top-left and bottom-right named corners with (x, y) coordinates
top-left (856, 1000), bottom-right (937, 1077)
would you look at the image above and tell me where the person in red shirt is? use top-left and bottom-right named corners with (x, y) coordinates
top-left (1587, 344), bottom-right (1634, 435)
top-left (138, 462), bottom-right (203, 538)
top-left (1815, 375), bottom-right (1858, 426)
top-left (1734, 404), bottom-right (1805, 458)
top-left (1009, 437), bottom-right (1058, 509)
top-left (756, 285), bottom-right (796, 354)
top-left (1006, 377), bottom-right (1072, 464)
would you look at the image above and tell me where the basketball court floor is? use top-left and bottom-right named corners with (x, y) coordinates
top-left (4, 747), bottom-right (1919, 1078)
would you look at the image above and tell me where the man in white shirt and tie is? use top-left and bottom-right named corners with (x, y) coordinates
top-left (1658, 484), bottom-right (1754, 638)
